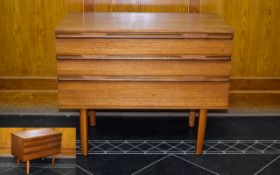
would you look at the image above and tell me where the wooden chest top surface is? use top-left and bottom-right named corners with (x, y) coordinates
top-left (55, 13), bottom-right (233, 34)
top-left (12, 129), bottom-right (61, 140)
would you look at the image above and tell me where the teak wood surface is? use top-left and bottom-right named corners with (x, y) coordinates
top-left (55, 12), bottom-right (233, 156)
top-left (11, 129), bottom-right (62, 174)
top-left (55, 13), bottom-right (233, 34)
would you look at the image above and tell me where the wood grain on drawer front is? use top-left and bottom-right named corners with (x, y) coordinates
top-left (24, 142), bottom-right (61, 154)
top-left (58, 81), bottom-right (229, 109)
top-left (57, 59), bottom-right (231, 77)
top-left (24, 135), bottom-right (61, 147)
top-left (23, 147), bottom-right (61, 161)
top-left (56, 38), bottom-right (232, 56)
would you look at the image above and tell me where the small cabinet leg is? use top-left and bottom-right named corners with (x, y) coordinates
top-left (16, 158), bottom-right (20, 164)
top-left (196, 109), bottom-right (208, 155)
top-left (80, 109), bottom-right (88, 156)
top-left (52, 155), bottom-right (55, 165)
top-left (188, 110), bottom-right (196, 127)
top-left (26, 161), bottom-right (30, 174)
top-left (88, 111), bottom-right (96, 127)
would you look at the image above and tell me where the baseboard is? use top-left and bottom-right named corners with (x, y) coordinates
top-left (0, 77), bottom-right (279, 109)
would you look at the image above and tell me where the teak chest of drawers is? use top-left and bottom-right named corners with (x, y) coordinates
top-left (11, 129), bottom-right (62, 174)
top-left (55, 13), bottom-right (233, 156)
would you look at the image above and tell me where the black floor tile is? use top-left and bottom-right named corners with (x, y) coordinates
top-left (65, 168), bottom-right (77, 175)
top-left (258, 156), bottom-right (280, 175)
top-left (82, 117), bottom-right (196, 140)
top-left (50, 167), bottom-right (76, 175)
top-left (76, 166), bottom-right (92, 175)
top-left (76, 117), bottom-right (280, 140)
top-left (176, 154), bottom-right (279, 175)
top-left (0, 167), bottom-right (14, 175)
top-left (134, 155), bottom-right (216, 175)
top-left (206, 117), bottom-right (280, 140)
top-left (1, 168), bottom-right (26, 175)
top-left (76, 154), bottom-right (164, 175)
top-left (32, 168), bottom-right (62, 175)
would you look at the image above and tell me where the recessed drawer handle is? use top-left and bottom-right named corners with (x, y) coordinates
top-left (56, 33), bottom-right (233, 39)
top-left (57, 55), bottom-right (231, 61)
top-left (58, 75), bottom-right (230, 82)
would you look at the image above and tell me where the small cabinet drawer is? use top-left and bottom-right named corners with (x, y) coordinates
top-left (58, 80), bottom-right (230, 109)
top-left (57, 56), bottom-right (231, 77)
top-left (23, 147), bottom-right (61, 161)
top-left (56, 38), bottom-right (232, 56)
top-left (24, 135), bottom-right (61, 147)
top-left (24, 142), bottom-right (61, 154)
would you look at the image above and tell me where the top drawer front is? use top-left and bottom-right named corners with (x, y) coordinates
top-left (56, 38), bottom-right (232, 56)
top-left (23, 134), bottom-right (61, 147)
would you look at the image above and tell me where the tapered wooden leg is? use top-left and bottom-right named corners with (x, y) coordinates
top-left (52, 155), bottom-right (55, 165)
top-left (16, 158), bottom-right (20, 164)
top-left (188, 110), bottom-right (196, 127)
top-left (80, 109), bottom-right (88, 156)
top-left (196, 109), bottom-right (208, 155)
top-left (88, 111), bottom-right (96, 127)
top-left (26, 161), bottom-right (30, 174)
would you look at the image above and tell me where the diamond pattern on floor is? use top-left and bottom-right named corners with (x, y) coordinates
top-left (76, 140), bottom-right (280, 155)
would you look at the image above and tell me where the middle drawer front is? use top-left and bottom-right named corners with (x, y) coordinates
top-left (23, 145), bottom-right (61, 161)
top-left (57, 59), bottom-right (231, 77)
top-left (56, 38), bottom-right (232, 56)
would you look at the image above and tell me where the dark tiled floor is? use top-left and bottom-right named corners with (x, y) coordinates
top-left (76, 117), bottom-right (280, 175)
top-left (0, 157), bottom-right (76, 175)
top-left (77, 140), bottom-right (280, 154)
top-left (78, 117), bottom-right (280, 140)
top-left (1, 115), bottom-right (280, 174)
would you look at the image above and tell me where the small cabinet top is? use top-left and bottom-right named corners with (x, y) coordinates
top-left (55, 13), bottom-right (233, 35)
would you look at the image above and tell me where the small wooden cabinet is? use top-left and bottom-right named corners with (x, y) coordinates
top-left (11, 129), bottom-right (62, 174)
top-left (55, 13), bottom-right (233, 156)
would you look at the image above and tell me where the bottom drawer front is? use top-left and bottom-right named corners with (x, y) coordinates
top-left (58, 81), bottom-right (229, 109)
top-left (24, 142), bottom-right (61, 154)
top-left (23, 147), bottom-right (61, 161)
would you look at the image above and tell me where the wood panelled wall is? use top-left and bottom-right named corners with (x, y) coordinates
top-left (0, 128), bottom-right (76, 156)
top-left (0, 0), bottom-right (279, 109)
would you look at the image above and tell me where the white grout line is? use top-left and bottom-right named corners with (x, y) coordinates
top-left (85, 140), bottom-right (279, 142)
top-left (131, 154), bottom-right (172, 175)
top-left (172, 155), bottom-right (220, 175)
top-left (253, 155), bottom-right (280, 175)
top-left (76, 164), bottom-right (95, 175)
top-left (32, 168), bottom-right (45, 175)
top-left (76, 152), bottom-right (280, 155)
top-left (64, 168), bottom-right (77, 175)
top-left (76, 140), bottom-right (280, 155)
